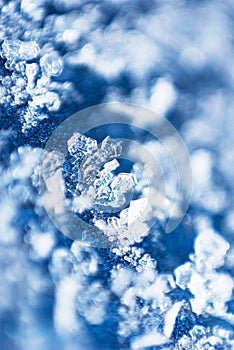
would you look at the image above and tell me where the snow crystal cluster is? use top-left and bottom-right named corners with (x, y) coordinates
top-left (0, 39), bottom-right (64, 131)
top-left (66, 132), bottom-right (152, 246)
top-left (0, 0), bottom-right (234, 350)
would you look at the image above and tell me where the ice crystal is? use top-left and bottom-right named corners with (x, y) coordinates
top-left (1, 40), bottom-right (39, 64)
top-left (66, 132), bottom-right (149, 245)
top-left (0, 1), bottom-right (234, 349)
top-left (39, 52), bottom-right (63, 77)
top-left (175, 224), bottom-right (234, 319)
top-left (68, 132), bottom-right (98, 159)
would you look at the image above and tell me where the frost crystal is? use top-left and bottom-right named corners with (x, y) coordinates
top-left (0, 38), bottom-right (63, 130)
top-left (175, 225), bottom-right (234, 319)
top-left (66, 132), bottom-right (149, 245)
top-left (40, 52), bottom-right (63, 77)
top-left (0, 1), bottom-right (234, 349)
top-left (1, 40), bottom-right (39, 68)
top-left (68, 132), bottom-right (98, 158)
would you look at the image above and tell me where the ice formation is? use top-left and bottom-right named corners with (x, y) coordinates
top-left (66, 132), bottom-right (150, 246)
top-left (0, 0), bottom-right (234, 349)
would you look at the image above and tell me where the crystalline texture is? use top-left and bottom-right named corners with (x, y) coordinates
top-left (67, 132), bottom-right (98, 158)
top-left (26, 63), bottom-right (39, 91)
top-left (2, 40), bottom-right (39, 61)
top-left (66, 132), bottom-right (153, 245)
top-left (101, 136), bottom-right (122, 158)
top-left (110, 173), bottom-right (137, 192)
top-left (40, 52), bottom-right (63, 77)
top-left (94, 159), bottom-right (120, 202)
top-left (29, 91), bottom-right (61, 112)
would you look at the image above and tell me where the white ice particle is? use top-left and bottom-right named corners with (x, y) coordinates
top-left (131, 332), bottom-right (168, 349)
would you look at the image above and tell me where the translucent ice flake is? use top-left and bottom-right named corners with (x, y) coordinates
top-left (68, 132), bottom-right (97, 158)
top-left (131, 333), bottom-right (168, 349)
top-left (128, 198), bottom-right (151, 225)
top-left (175, 262), bottom-right (194, 290)
top-left (40, 52), bottom-right (63, 77)
top-left (110, 173), bottom-right (136, 199)
top-left (163, 302), bottom-right (183, 338)
top-left (18, 41), bottom-right (40, 60)
top-left (101, 136), bottom-right (122, 158)
top-left (94, 159), bottom-right (120, 203)
top-left (96, 171), bottom-right (137, 208)
top-left (94, 159), bottom-right (120, 190)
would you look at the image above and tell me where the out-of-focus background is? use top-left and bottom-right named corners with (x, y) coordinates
top-left (0, 0), bottom-right (234, 349)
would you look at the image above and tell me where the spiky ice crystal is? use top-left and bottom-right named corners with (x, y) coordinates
top-left (67, 132), bottom-right (150, 246)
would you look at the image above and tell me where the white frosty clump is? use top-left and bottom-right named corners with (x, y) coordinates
top-left (40, 52), bottom-right (63, 77)
top-left (175, 223), bottom-right (234, 320)
top-left (110, 248), bottom-right (179, 343)
top-left (51, 243), bottom-right (108, 330)
top-left (0, 1), bottom-right (233, 348)
top-left (2, 40), bottom-right (39, 63)
top-left (174, 324), bottom-right (234, 350)
top-left (0, 38), bottom-right (64, 130)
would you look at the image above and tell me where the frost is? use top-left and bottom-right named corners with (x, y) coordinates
top-left (70, 241), bottom-right (98, 276)
top-left (111, 267), bottom-right (133, 297)
top-left (40, 52), bottom-right (63, 77)
top-left (22, 107), bottom-right (48, 132)
top-left (26, 63), bottom-right (39, 91)
top-left (193, 229), bottom-right (230, 270)
top-left (0, 0), bottom-right (234, 349)
top-left (29, 232), bottom-right (55, 259)
top-left (0, 40), bottom-right (63, 130)
top-left (131, 332), bottom-right (168, 349)
top-left (175, 226), bottom-right (234, 319)
top-left (54, 275), bottom-right (81, 333)
top-left (29, 91), bottom-right (61, 111)
top-left (21, 0), bottom-right (46, 22)
top-left (66, 132), bottom-right (150, 245)
top-left (76, 281), bottom-right (109, 325)
top-left (1, 40), bottom-right (39, 63)
top-left (18, 41), bottom-right (40, 60)
top-left (68, 132), bottom-right (98, 159)
top-left (163, 302), bottom-right (183, 338)
top-left (189, 325), bottom-right (206, 341)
